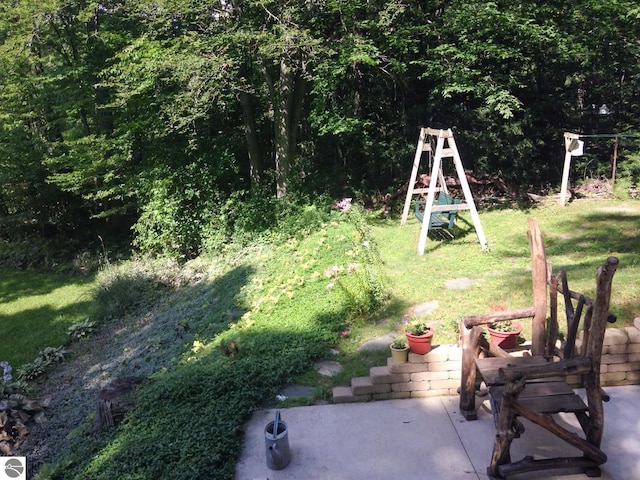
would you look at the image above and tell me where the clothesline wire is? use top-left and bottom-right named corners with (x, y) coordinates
top-left (577, 133), bottom-right (640, 139)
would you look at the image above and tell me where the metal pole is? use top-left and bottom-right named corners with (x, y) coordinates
top-left (611, 135), bottom-right (618, 186)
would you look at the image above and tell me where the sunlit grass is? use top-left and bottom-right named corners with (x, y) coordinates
top-left (364, 197), bottom-right (639, 348)
top-left (2, 198), bottom-right (639, 480)
top-left (0, 270), bottom-right (94, 366)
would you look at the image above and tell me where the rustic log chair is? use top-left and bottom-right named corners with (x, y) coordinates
top-left (458, 218), bottom-right (619, 479)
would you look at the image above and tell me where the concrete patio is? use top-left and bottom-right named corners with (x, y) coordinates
top-left (235, 385), bottom-right (640, 479)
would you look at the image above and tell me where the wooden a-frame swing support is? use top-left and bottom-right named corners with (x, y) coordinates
top-left (401, 128), bottom-right (488, 255)
top-left (560, 132), bottom-right (583, 207)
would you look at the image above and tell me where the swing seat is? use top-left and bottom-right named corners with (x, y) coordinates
top-left (414, 192), bottom-right (460, 229)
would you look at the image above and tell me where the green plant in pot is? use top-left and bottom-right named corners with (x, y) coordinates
top-left (487, 320), bottom-right (523, 349)
top-left (390, 336), bottom-right (409, 364)
top-left (404, 319), bottom-right (434, 355)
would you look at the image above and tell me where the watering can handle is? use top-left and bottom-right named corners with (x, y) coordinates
top-left (273, 411), bottom-right (280, 438)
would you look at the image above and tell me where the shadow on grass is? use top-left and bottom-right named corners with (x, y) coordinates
top-left (0, 270), bottom-right (95, 365)
top-left (0, 300), bottom-right (94, 366)
top-left (40, 263), bottom-right (359, 480)
top-left (545, 210), bottom-right (640, 257)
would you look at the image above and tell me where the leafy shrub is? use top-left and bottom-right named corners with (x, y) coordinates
top-left (406, 321), bottom-right (432, 336)
top-left (617, 149), bottom-right (640, 186)
top-left (324, 204), bottom-right (388, 323)
top-left (391, 336), bottom-right (407, 349)
top-left (136, 184), bottom-right (334, 258)
top-left (67, 318), bottom-right (96, 341)
top-left (16, 347), bottom-right (68, 381)
top-left (201, 191), bottom-right (333, 255)
top-left (132, 164), bottom-right (228, 259)
top-left (488, 319), bottom-right (517, 332)
top-left (0, 236), bottom-right (91, 272)
top-left (92, 258), bottom-right (205, 320)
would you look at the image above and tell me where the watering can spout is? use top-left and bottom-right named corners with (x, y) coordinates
top-left (268, 444), bottom-right (283, 465)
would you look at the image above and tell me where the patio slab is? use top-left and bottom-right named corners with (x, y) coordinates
top-left (235, 385), bottom-right (640, 479)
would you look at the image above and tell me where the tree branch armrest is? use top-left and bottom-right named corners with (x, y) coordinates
top-left (463, 307), bottom-right (535, 328)
top-left (498, 357), bottom-right (592, 382)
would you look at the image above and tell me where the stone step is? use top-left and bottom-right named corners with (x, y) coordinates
top-left (351, 376), bottom-right (391, 395)
top-left (332, 386), bottom-right (370, 403)
top-left (333, 327), bottom-right (640, 403)
top-left (370, 365), bottom-right (411, 383)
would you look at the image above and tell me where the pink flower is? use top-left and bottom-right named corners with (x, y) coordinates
top-left (341, 330), bottom-right (350, 337)
top-left (324, 265), bottom-right (340, 278)
top-left (334, 198), bottom-right (352, 212)
top-left (347, 263), bottom-right (358, 273)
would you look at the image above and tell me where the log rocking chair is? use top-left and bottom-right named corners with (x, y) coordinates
top-left (459, 218), bottom-right (619, 479)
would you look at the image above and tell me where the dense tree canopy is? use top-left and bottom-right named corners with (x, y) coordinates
top-left (1, 0), bottom-right (639, 256)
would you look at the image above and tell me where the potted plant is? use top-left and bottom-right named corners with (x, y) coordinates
top-left (404, 320), bottom-right (434, 355)
top-left (486, 320), bottom-right (523, 349)
top-left (390, 336), bottom-right (409, 364)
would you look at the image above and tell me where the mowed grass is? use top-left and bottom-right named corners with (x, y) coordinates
top-left (0, 198), bottom-right (638, 479)
top-left (0, 197), bottom-right (638, 387)
top-left (0, 269), bottom-right (95, 366)
top-left (296, 198), bottom-right (640, 395)
top-left (367, 197), bottom-right (640, 345)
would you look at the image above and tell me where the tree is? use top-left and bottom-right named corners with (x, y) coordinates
top-left (1, 0), bottom-right (640, 258)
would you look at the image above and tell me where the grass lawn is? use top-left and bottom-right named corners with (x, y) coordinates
top-left (368, 197), bottom-right (639, 341)
top-left (0, 269), bottom-right (95, 366)
top-left (2, 197), bottom-right (639, 480)
top-left (297, 197), bottom-right (640, 396)
top-left (1, 198), bottom-right (637, 386)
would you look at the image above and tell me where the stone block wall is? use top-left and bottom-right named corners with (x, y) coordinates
top-left (599, 319), bottom-right (640, 385)
top-left (333, 318), bottom-right (640, 404)
top-left (332, 344), bottom-right (462, 403)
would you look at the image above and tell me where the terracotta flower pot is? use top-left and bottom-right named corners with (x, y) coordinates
top-left (405, 328), bottom-right (434, 355)
top-left (390, 345), bottom-right (409, 364)
top-left (487, 322), bottom-right (523, 349)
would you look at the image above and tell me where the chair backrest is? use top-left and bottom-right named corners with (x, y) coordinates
top-left (584, 256), bottom-right (619, 375)
top-left (527, 219), bottom-right (617, 364)
top-left (527, 218), bottom-right (548, 356)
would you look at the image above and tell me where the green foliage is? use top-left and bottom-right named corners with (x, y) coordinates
top-left (66, 318), bottom-right (96, 342)
top-left (16, 347), bottom-right (68, 381)
top-left (0, 269), bottom-right (94, 366)
top-left (2, 0), bottom-right (640, 254)
top-left (38, 208), bottom-right (387, 480)
top-left (199, 192), bottom-right (334, 256)
top-left (325, 205), bottom-right (389, 322)
top-left (4, 198), bottom-right (640, 479)
top-left (617, 147), bottom-right (640, 187)
top-left (405, 320), bottom-right (432, 337)
top-left (391, 336), bottom-right (407, 349)
top-left (92, 258), bottom-right (202, 320)
top-left (488, 320), bottom-right (517, 333)
top-left (0, 235), bottom-right (107, 273)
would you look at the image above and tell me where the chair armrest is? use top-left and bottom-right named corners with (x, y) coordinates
top-left (498, 357), bottom-right (592, 382)
top-left (463, 307), bottom-right (535, 328)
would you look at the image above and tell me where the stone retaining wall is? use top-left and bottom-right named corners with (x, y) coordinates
top-left (333, 318), bottom-right (640, 404)
top-left (590, 319), bottom-right (640, 385)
